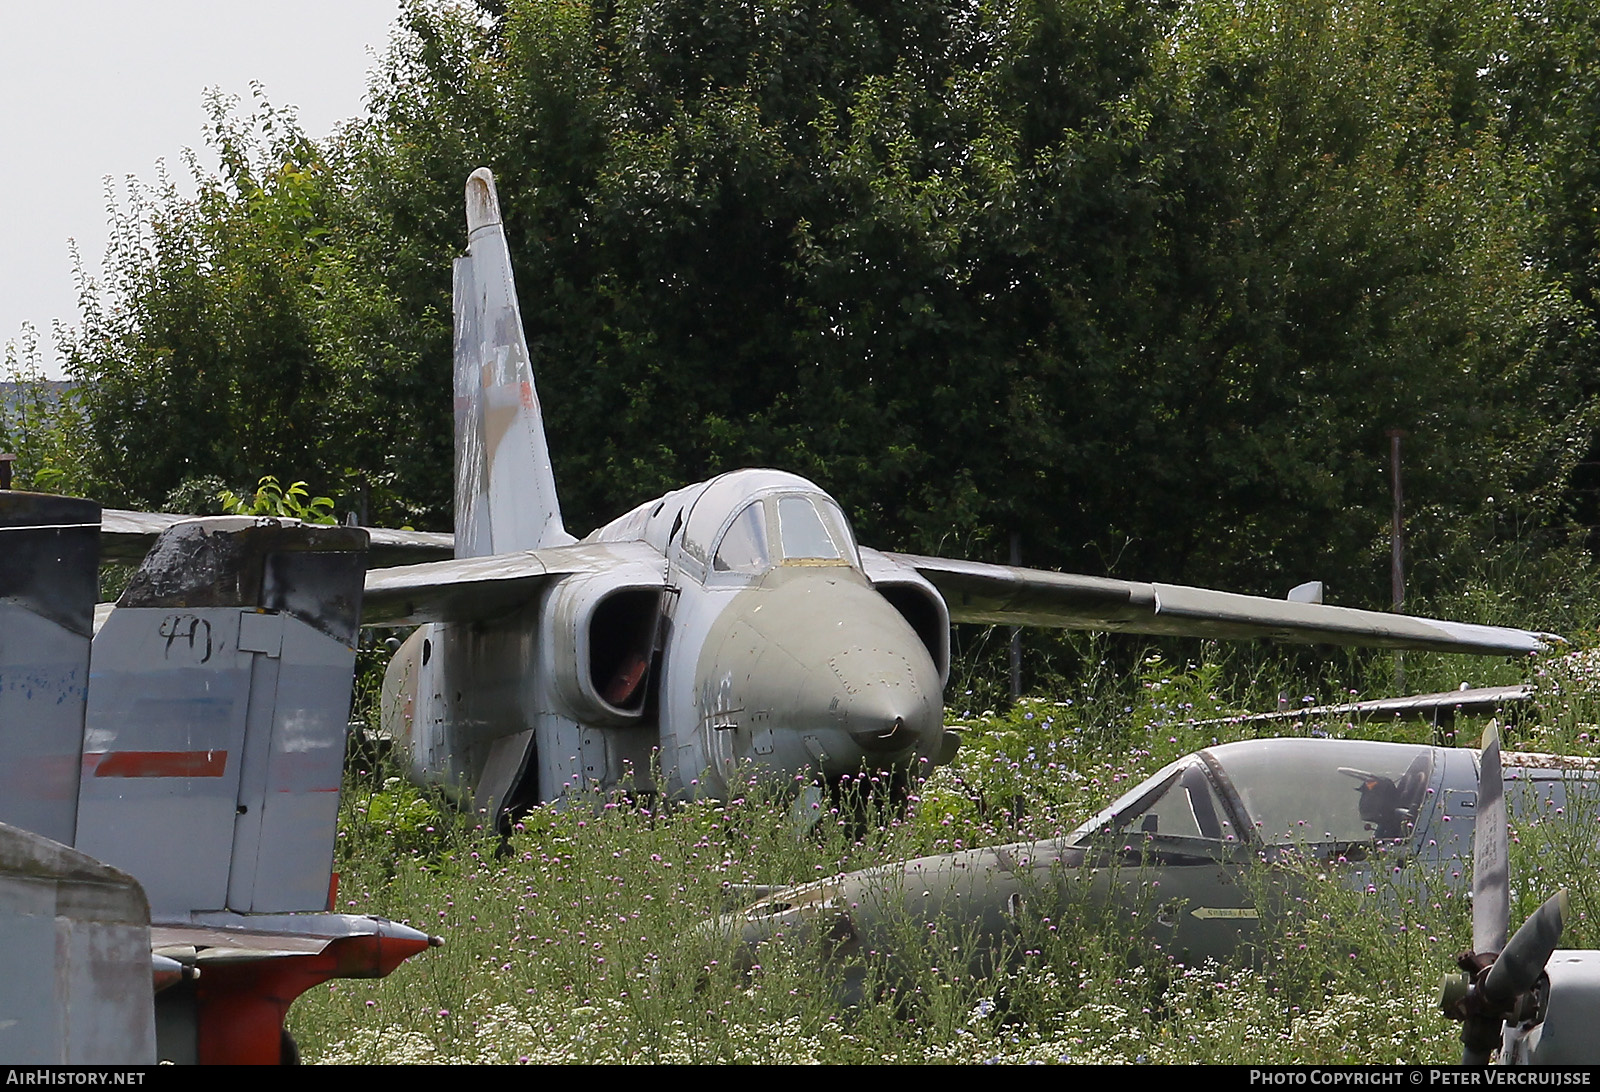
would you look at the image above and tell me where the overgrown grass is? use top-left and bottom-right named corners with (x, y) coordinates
top-left (289, 644), bottom-right (1600, 1064)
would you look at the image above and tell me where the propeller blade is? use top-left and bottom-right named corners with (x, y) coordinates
top-left (1484, 889), bottom-right (1568, 1004)
top-left (1473, 721), bottom-right (1508, 956)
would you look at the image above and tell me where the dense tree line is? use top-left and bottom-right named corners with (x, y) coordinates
top-left (30, 0), bottom-right (1600, 613)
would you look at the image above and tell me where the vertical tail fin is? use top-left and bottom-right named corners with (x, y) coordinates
top-left (0, 493), bottom-right (99, 845)
top-left (453, 167), bottom-right (573, 558)
top-left (74, 517), bottom-right (368, 920)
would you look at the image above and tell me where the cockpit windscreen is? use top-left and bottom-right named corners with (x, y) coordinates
top-left (710, 494), bottom-right (860, 574)
top-left (1218, 741), bottom-right (1433, 845)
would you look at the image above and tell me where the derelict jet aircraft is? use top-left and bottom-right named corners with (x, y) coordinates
top-left (720, 727), bottom-right (1599, 1005)
top-left (360, 168), bottom-right (1556, 824)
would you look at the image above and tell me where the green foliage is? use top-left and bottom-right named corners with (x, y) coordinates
top-left (52, 0), bottom-right (1600, 618)
top-left (293, 646), bottom-right (1600, 1064)
top-left (0, 327), bottom-right (95, 496)
top-left (218, 474), bottom-right (337, 523)
top-left (58, 87), bottom-right (443, 525)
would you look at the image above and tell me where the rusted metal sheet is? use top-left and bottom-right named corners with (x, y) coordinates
top-left (99, 507), bottom-right (451, 567)
top-left (0, 820), bottom-right (155, 1064)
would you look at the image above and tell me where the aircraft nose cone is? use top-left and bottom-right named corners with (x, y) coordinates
top-left (703, 570), bottom-right (950, 787)
top-left (826, 644), bottom-right (942, 758)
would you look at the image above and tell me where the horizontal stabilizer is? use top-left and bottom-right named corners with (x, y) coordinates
top-left (100, 508), bottom-right (452, 567)
top-left (151, 912), bottom-right (436, 968)
top-left (892, 552), bottom-right (1556, 655)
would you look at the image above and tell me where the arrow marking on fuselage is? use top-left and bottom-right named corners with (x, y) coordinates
top-left (1189, 906), bottom-right (1259, 919)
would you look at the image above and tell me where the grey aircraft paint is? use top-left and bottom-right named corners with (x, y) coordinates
top-left (0, 493), bottom-right (99, 844)
top-left (0, 821), bottom-right (156, 1064)
top-left (76, 518), bottom-right (368, 917)
top-left (366, 168), bottom-right (1555, 827)
top-left (723, 737), bottom-right (1596, 1000)
top-left (0, 493), bottom-right (155, 1065)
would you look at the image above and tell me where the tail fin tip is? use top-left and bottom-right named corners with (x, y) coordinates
top-left (466, 167), bottom-right (501, 234)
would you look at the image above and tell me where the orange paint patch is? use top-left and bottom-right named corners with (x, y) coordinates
top-left (87, 750), bottom-right (228, 778)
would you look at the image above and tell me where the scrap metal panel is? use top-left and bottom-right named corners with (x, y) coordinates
top-left (227, 611), bottom-right (356, 912)
top-left (76, 604), bottom-right (252, 917)
top-left (0, 821), bottom-right (155, 1064)
top-left (73, 517), bottom-right (367, 921)
top-left (0, 493), bottom-right (99, 845)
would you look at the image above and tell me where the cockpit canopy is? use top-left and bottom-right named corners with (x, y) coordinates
top-left (588, 468), bottom-right (862, 581)
top-left (678, 470), bottom-right (860, 580)
top-left (710, 494), bottom-right (857, 575)
top-left (1071, 739), bottom-right (1437, 850)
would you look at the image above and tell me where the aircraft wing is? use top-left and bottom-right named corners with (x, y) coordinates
top-left (1188, 685), bottom-right (1534, 728)
top-left (883, 552), bottom-right (1556, 655)
top-left (362, 540), bottom-right (665, 625)
top-left (100, 509), bottom-right (453, 568)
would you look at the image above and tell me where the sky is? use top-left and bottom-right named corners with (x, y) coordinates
top-left (0, 1), bottom-right (404, 378)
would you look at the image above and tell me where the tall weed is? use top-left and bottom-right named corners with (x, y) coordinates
top-left (292, 644), bottom-right (1598, 1063)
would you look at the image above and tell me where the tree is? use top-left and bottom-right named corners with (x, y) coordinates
top-left (0, 326), bottom-right (94, 496)
top-left (62, 90), bottom-right (446, 525)
top-left (60, 0), bottom-right (1594, 617)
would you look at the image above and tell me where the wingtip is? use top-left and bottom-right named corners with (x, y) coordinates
top-left (465, 167), bottom-right (501, 234)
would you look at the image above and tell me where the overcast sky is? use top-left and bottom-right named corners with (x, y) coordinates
top-left (0, 1), bottom-right (403, 377)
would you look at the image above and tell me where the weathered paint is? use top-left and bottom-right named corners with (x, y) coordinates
top-left (381, 468), bottom-right (953, 816)
top-left (0, 492), bottom-right (99, 844)
top-left (892, 553), bottom-right (1556, 655)
top-left (99, 507), bottom-right (451, 568)
top-left (77, 518), bottom-right (366, 918)
top-left (148, 915), bottom-right (435, 1065)
top-left (2, 504), bottom-right (438, 1063)
top-left (0, 821), bottom-right (155, 1064)
top-left (1503, 951), bottom-right (1600, 1063)
top-left (367, 167), bottom-right (1554, 826)
top-left (725, 738), bottom-right (1598, 995)
top-left (452, 166), bottom-right (572, 558)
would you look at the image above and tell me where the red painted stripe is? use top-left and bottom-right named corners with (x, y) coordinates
top-left (88, 750), bottom-right (228, 778)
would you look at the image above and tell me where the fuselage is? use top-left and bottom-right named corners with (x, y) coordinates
top-left (728, 738), bottom-right (1600, 990)
top-left (382, 469), bottom-right (952, 815)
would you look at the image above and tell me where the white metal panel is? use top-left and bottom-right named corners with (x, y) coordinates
top-left (76, 607), bottom-right (250, 919)
top-left (230, 614), bottom-right (352, 913)
top-left (0, 606), bottom-right (89, 844)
